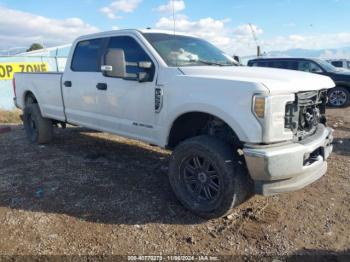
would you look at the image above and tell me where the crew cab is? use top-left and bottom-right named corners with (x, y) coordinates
top-left (13, 29), bottom-right (334, 218)
top-left (248, 57), bottom-right (350, 107)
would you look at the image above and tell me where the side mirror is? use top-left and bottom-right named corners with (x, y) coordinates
top-left (138, 61), bottom-right (152, 69)
top-left (137, 61), bottom-right (152, 82)
top-left (233, 55), bottom-right (241, 64)
top-left (102, 48), bottom-right (126, 78)
top-left (138, 72), bottom-right (150, 82)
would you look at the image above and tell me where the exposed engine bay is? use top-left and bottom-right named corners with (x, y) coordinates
top-left (285, 90), bottom-right (328, 141)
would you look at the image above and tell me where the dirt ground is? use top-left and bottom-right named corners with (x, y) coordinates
top-left (0, 107), bottom-right (349, 260)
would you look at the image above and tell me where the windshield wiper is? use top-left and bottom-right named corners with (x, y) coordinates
top-left (189, 59), bottom-right (226, 66)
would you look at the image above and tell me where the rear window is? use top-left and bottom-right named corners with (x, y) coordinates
top-left (71, 38), bottom-right (104, 72)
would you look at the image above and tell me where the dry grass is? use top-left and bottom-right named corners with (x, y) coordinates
top-left (0, 109), bottom-right (22, 124)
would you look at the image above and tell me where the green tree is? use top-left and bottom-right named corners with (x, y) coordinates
top-left (26, 43), bottom-right (43, 52)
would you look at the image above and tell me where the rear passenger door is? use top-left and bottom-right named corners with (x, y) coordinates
top-left (62, 38), bottom-right (108, 128)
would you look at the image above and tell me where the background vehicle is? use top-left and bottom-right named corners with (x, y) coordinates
top-left (327, 59), bottom-right (350, 71)
top-left (247, 57), bottom-right (350, 107)
top-left (13, 29), bottom-right (334, 218)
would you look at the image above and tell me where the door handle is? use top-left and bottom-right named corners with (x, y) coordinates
top-left (64, 81), bottom-right (72, 87)
top-left (96, 83), bottom-right (108, 90)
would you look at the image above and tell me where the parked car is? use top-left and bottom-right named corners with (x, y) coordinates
top-left (327, 59), bottom-right (350, 70)
top-left (13, 29), bottom-right (334, 218)
top-left (247, 57), bottom-right (350, 107)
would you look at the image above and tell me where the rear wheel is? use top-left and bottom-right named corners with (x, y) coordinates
top-left (328, 86), bottom-right (350, 107)
top-left (23, 103), bottom-right (53, 144)
top-left (168, 136), bottom-right (252, 219)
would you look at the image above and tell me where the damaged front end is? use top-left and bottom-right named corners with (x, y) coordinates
top-left (285, 90), bottom-right (328, 141)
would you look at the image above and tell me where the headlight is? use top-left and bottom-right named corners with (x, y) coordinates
top-left (252, 94), bottom-right (295, 143)
top-left (253, 95), bottom-right (266, 118)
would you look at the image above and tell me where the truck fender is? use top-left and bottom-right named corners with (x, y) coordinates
top-left (163, 103), bottom-right (255, 146)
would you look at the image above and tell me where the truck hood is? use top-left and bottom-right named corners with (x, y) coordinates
top-left (179, 66), bottom-right (335, 95)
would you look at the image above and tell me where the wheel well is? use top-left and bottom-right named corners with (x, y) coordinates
top-left (332, 82), bottom-right (350, 89)
top-left (167, 112), bottom-right (241, 149)
top-left (328, 85), bottom-right (350, 96)
top-left (24, 91), bottom-right (37, 105)
top-left (336, 85), bottom-right (350, 90)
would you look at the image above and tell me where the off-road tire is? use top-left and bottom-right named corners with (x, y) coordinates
top-left (168, 135), bottom-right (252, 219)
top-left (328, 86), bottom-right (350, 108)
top-left (23, 103), bottom-right (53, 144)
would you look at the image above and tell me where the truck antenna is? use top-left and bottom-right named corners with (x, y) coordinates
top-left (172, 0), bottom-right (178, 66)
top-left (172, 0), bottom-right (176, 35)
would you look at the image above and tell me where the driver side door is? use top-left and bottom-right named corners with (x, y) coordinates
top-left (97, 35), bottom-right (159, 143)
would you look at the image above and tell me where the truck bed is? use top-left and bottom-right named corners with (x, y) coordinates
top-left (14, 72), bottom-right (66, 122)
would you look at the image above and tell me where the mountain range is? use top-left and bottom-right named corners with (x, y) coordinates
top-left (265, 46), bottom-right (350, 59)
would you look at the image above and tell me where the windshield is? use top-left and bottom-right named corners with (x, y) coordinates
top-left (143, 33), bottom-right (237, 67)
top-left (314, 59), bottom-right (338, 73)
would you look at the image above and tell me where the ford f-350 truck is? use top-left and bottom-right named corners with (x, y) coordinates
top-left (13, 29), bottom-right (334, 218)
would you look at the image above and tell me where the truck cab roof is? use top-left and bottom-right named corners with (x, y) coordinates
top-left (75, 29), bottom-right (198, 42)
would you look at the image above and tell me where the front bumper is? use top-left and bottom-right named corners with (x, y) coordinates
top-left (243, 124), bottom-right (333, 196)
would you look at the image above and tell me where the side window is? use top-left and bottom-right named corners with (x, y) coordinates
top-left (269, 60), bottom-right (288, 69)
top-left (266, 61), bottom-right (274, 67)
top-left (286, 61), bottom-right (298, 70)
top-left (309, 62), bottom-right (323, 73)
top-left (298, 61), bottom-right (322, 73)
top-left (331, 61), bottom-right (342, 68)
top-left (331, 61), bottom-right (342, 67)
top-left (257, 61), bottom-right (269, 67)
top-left (298, 61), bottom-right (311, 72)
top-left (106, 36), bottom-right (155, 80)
top-left (278, 61), bottom-right (289, 69)
top-left (71, 38), bottom-right (104, 72)
top-left (267, 61), bottom-right (275, 68)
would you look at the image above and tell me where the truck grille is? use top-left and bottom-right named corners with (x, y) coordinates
top-left (285, 90), bottom-right (328, 141)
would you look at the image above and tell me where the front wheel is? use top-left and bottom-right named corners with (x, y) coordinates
top-left (328, 86), bottom-right (350, 107)
top-left (168, 136), bottom-right (252, 219)
top-left (23, 103), bottom-right (53, 144)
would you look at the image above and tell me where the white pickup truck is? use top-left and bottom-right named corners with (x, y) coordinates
top-left (14, 29), bottom-right (334, 218)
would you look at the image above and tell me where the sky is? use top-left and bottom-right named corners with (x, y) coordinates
top-left (0, 0), bottom-right (349, 56)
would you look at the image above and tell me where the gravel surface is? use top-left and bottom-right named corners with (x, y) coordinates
top-left (0, 107), bottom-right (349, 259)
